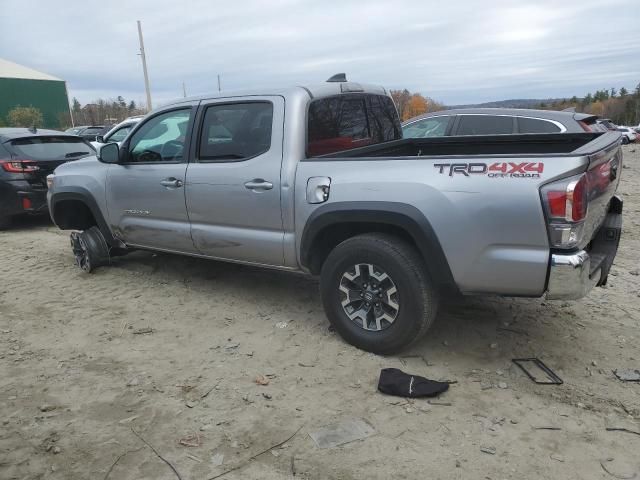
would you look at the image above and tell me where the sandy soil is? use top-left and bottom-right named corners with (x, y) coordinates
top-left (1, 145), bottom-right (639, 480)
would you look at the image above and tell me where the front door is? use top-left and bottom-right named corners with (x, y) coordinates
top-left (106, 107), bottom-right (197, 252)
top-left (185, 96), bottom-right (285, 266)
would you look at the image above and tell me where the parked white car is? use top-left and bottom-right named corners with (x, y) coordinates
top-left (617, 126), bottom-right (637, 144)
top-left (90, 116), bottom-right (143, 149)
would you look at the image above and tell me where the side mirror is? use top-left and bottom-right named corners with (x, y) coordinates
top-left (96, 135), bottom-right (105, 143)
top-left (98, 142), bottom-right (120, 164)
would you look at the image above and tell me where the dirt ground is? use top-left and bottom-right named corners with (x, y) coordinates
top-left (1, 145), bottom-right (639, 480)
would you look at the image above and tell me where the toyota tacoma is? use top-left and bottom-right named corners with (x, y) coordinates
top-left (47, 75), bottom-right (623, 353)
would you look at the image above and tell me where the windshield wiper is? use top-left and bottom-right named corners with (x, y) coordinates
top-left (65, 151), bottom-right (91, 158)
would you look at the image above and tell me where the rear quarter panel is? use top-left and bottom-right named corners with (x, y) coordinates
top-left (295, 154), bottom-right (590, 296)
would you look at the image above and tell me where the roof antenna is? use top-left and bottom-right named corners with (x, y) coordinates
top-left (326, 73), bottom-right (347, 83)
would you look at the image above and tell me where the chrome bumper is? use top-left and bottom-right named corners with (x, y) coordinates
top-left (546, 251), bottom-right (600, 300)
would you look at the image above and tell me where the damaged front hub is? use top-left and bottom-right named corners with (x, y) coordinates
top-left (70, 226), bottom-right (110, 273)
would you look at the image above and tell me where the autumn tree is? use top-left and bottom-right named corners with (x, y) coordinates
top-left (6, 106), bottom-right (44, 127)
top-left (402, 94), bottom-right (429, 121)
top-left (390, 89), bottom-right (411, 119)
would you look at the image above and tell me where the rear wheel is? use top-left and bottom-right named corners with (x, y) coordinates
top-left (621, 136), bottom-right (629, 145)
top-left (70, 226), bottom-right (110, 273)
top-left (320, 233), bottom-right (438, 354)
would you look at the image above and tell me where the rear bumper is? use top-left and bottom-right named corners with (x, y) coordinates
top-left (0, 180), bottom-right (48, 217)
top-left (546, 196), bottom-right (622, 300)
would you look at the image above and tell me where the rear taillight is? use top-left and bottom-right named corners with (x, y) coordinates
top-left (0, 159), bottom-right (38, 173)
top-left (541, 173), bottom-right (589, 249)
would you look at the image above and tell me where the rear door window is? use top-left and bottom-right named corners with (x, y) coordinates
top-left (517, 117), bottom-right (561, 133)
top-left (9, 136), bottom-right (94, 160)
top-left (456, 115), bottom-right (514, 135)
top-left (402, 116), bottom-right (450, 138)
top-left (198, 102), bottom-right (273, 161)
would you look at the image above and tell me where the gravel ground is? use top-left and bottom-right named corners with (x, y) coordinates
top-left (1, 145), bottom-right (639, 480)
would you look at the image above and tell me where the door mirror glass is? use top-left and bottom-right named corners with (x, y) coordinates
top-left (95, 135), bottom-right (104, 143)
top-left (98, 142), bottom-right (120, 164)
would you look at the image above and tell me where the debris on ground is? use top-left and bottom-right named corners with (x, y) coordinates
top-left (39, 405), bottom-right (57, 412)
top-left (377, 368), bottom-right (449, 398)
top-left (600, 457), bottom-right (638, 479)
top-left (512, 358), bottom-right (563, 384)
top-left (210, 453), bottom-right (224, 466)
top-left (480, 446), bottom-right (496, 455)
top-left (132, 327), bottom-right (153, 335)
top-left (614, 369), bottom-right (640, 382)
top-left (255, 375), bottom-right (270, 386)
top-left (275, 321), bottom-right (288, 329)
top-left (178, 433), bottom-right (202, 447)
top-left (550, 453), bottom-right (565, 462)
top-left (309, 418), bottom-right (376, 449)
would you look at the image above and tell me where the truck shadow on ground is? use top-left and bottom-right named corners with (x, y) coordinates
top-left (111, 249), bottom-right (565, 362)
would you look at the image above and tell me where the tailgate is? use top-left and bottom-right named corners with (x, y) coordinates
top-left (580, 132), bottom-right (622, 248)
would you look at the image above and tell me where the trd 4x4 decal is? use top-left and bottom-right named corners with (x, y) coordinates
top-left (434, 162), bottom-right (544, 178)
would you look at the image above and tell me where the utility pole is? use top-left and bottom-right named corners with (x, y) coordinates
top-left (217, 74), bottom-right (221, 92)
top-left (182, 82), bottom-right (187, 98)
top-left (137, 20), bottom-right (152, 111)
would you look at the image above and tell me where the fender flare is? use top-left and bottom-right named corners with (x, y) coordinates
top-left (300, 201), bottom-right (456, 291)
top-left (49, 187), bottom-right (118, 246)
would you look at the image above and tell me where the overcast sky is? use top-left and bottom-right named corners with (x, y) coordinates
top-left (1, 0), bottom-right (638, 107)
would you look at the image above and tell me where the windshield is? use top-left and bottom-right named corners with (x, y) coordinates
top-left (9, 136), bottom-right (95, 161)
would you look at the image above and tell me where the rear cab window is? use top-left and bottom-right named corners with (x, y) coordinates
top-left (456, 115), bottom-right (514, 135)
top-left (307, 94), bottom-right (401, 156)
top-left (8, 136), bottom-right (95, 160)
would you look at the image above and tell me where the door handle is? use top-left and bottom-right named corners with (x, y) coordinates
top-left (160, 177), bottom-right (183, 188)
top-left (244, 179), bottom-right (273, 191)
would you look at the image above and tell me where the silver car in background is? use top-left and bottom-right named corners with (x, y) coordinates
top-left (90, 116), bottom-right (144, 149)
top-left (402, 108), bottom-right (605, 138)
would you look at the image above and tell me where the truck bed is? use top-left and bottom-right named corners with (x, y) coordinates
top-left (316, 132), bottom-right (609, 158)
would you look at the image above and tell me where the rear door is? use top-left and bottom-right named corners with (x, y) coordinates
top-left (185, 96), bottom-right (285, 266)
top-left (106, 107), bottom-right (196, 252)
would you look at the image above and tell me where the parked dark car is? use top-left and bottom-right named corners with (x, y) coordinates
top-left (65, 126), bottom-right (88, 135)
top-left (0, 128), bottom-right (95, 228)
top-left (402, 108), bottom-right (605, 138)
top-left (77, 125), bottom-right (110, 141)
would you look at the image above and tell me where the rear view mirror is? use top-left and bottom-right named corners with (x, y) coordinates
top-left (96, 135), bottom-right (104, 143)
top-left (98, 142), bottom-right (120, 164)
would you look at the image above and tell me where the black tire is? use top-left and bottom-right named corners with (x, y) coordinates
top-left (70, 226), bottom-right (110, 273)
top-left (621, 136), bottom-right (629, 145)
top-left (320, 233), bottom-right (439, 354)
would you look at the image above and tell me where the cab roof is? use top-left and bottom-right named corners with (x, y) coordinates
top-left (161, 81), bottom-right (388, 109)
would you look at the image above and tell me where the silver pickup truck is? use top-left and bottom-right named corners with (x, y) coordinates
top-left (47, 76), bottom-right (623, 354)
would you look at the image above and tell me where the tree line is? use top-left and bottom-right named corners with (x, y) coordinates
top-left (536, 82), bottom-right (640, 126)
top-left (390, 89), bottom-right (445, 121)
top-left (70, 96), bottom-right (147, 126)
